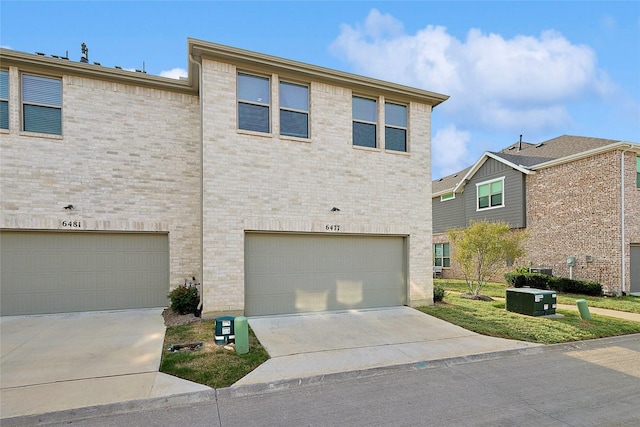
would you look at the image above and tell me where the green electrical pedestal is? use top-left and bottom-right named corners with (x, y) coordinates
top-left (576, 299), bottom-right (592, 320)
top-left (234, 316), bottom-right (249, 355)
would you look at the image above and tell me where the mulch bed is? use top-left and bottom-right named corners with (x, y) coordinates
top-left (161, 308), bottom-right (202, 327)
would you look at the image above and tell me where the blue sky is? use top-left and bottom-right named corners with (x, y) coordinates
top-left (2, 1), bottom-right (639, 179)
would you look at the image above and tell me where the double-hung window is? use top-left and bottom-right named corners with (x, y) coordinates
top-left (352, 96), bottom-right (377, 148)
top-left (636, 156), bottom-right (640, 189)
top-left (22, 74), bottom-right (62, 135)
top-left (279, 81), bottom-right (308, 138)
top-left (0, 70), bottom-right (8, 130)
top-left (477, 178), bottom-right (504, 210)
top-left (434, 243), bottom-right (450, 267)
top-left (237, 73), bottom-right (270, 133)
top-left (385, 102), bottom-right (407, 152)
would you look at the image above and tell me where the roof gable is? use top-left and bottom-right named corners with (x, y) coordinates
top-left (432, 135), bottom-right (639, 197)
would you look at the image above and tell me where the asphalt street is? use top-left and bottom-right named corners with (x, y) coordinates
top-left (13, 334), bottom-right (639, 427)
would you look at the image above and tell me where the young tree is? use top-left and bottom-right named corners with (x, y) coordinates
top-left (447, 220), bottom-right (527, 298)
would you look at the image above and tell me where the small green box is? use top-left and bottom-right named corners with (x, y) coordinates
top-left (214, 316), bottom-right (235, 344)
top-left (506, 288), bottom-right (557, 316)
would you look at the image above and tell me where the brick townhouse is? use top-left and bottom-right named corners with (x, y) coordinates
top-left (432, 135), bottom-right (640, 295)
top-left (0, 38), bottom-right (449, 316)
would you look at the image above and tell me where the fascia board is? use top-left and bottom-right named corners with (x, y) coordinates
top-left (447, 152), bottom-right (531, 195)
top-left (188, 38), bottom-right (450, 107)
top-left (530, 142), bottom-right (640, 170)
top-left (0, 48), bottom-right (196, 95)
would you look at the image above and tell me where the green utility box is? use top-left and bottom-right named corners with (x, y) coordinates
top-left (214, 316), bottom-right (235, 345)
top-left (506, 288), bottom-right (557, 316)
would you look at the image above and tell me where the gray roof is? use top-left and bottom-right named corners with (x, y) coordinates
top-left (432, 135), bottom-right (622, 194)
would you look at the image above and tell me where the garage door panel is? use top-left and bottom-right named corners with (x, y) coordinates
top-left (1, 231), bottom-right (169, 316)
top-left (245, 233), bottom-right (406, 316)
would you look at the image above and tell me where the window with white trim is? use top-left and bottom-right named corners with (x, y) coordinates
top-left (0, 70), bottom-right (8, 130)
top-left (237, 73), bottom-right (270, 133)
top-left (476, 177), bottom-right (504, 210)
top-left (440, 192), bottom-right (455, 201)
top-left (434, 243), bottom-right (450, 267)
top-left (279, 81), bottom-right (308, 138)
top-left (636, 156), bottom-right (640, 189)
top-left (352, 96), bottom-right (377, 148)
top-left (385, 102), bottom-right (407, 152)
top-left (22, 74), bottom-right (62, 135)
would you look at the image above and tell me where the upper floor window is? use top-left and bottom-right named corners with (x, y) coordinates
top-left (22, 74), bottom-right (62, 135)
top-left (440, 193), bottom-right (455, 201)
top-left (238, 73), bottom-right (270, 133)
top-left (636, 156), bottom-right (640, 189)
top-left (279, 81), bottom-right (308, 138)
top-left (352, 96), bottom-right (377, 148)
top-left (434, 243), bottom-right (450, 267)
top-left (385, 102), bottom-right (407, 152)
top-left (0, 70), bottom-right (8, 130)
top-left (477, 177), bottom-right (504, 210)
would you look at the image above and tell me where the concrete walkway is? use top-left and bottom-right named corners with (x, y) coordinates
top-left (0, 309), bottom-right (210, 419)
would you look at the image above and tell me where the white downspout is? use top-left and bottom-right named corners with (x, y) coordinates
top-left (620, 148), bottom-right (631, 295)
top-left (189, 53), bottom-right (204, 312)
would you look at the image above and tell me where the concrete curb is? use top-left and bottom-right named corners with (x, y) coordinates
top-left (7, 334), bottom-right (639, 426)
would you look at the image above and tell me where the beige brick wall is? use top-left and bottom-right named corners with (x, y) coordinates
top-left (0, 66), bottom-right (202, 292)
top-left (200, 58), bottom-right (434, 314)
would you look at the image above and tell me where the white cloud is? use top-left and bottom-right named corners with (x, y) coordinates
top-left (432, 125), bottom-right (474, 178)
top-left (330, 9), bottom-right (613, 133)
top-left (160, 67), bottom-right (187, 79)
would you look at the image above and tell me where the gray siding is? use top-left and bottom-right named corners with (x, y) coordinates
top-left (432, 195), bottom-right (466, 233)
top-left (432, 158), bottom-right (527, 234)
top-left (465, 158), bottom-right (526, 228)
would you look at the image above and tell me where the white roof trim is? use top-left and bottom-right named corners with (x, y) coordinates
top-left (530, 141), bottom-right (640, 170)
top-left (450, 152), bottom-right (532, 194)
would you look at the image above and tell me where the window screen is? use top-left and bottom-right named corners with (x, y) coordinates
top-left (22, 74), bottom-right (62, 135)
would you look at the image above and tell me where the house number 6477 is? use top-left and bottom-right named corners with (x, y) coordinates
top-left (325, 224), bottom-right (340, 231)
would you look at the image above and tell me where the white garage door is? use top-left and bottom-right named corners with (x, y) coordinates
top-left (0, 231), bottom-right (169, 316)
top-left (244, 233), bottom-right (407, 316)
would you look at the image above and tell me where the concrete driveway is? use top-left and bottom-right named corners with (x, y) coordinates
top-left (0, 309), bottom-right (209, 419)
top-left (238, 306), bottom-right (541, 387)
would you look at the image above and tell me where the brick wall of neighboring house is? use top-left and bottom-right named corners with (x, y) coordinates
top-left (0, 66), bottom-right (202, 289)
top-left (200, 57), bottom-right (435, 313)
top-left (525, 150), bottom-right (624, 291)
top-left (623, 152), bottom-right (640, 291)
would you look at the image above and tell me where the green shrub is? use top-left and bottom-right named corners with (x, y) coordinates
top-left (505, 272), bottom-right (603, 296)
top-left (168, 285), bottom-right (200, 315)
top-left (433, 284), bottom-right (446, 302)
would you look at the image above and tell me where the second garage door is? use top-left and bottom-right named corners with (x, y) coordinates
top-left (245, 233), bottom-right (407, 316)
top-left (0, 231), bottom-right (169, 316)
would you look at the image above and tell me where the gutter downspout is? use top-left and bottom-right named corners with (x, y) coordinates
top-left (620, 146), bottom-right (633, 295)
top-left (189, 53), bottom-right (204, 312)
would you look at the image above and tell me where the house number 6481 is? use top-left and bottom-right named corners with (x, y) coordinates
top-left (61, 220), bottom-right (82, 228)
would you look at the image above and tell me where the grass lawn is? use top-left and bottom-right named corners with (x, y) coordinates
top-left (421, 291), bottom-right (640, 344)
top-left (159, 281), bottom-right (639, 388)
top-left (435, 279), bottom-right (640, 313)
top-left (160, 320), bottom-right (269, 388)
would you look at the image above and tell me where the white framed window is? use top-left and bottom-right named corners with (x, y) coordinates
top-left (237, 73), bottom-right (270, 133)
top-left (440, 193), bottom-right (455, 201)
top-left (279, 81), bottom-right (309, 138)
top-left (385, 102), bottom-right (407, 152)
top-left (476, 177), bottom-right (505, 210)
top-left (352, 96), bottom-right (377, 148)
top-left (22, 74), bottom-right (62, 135)
top-left (0, 70), bottom-right (8, 130)
top-left (434, 243), bottom-right (450, 267)
top-left (636, 156), bottom-right (640, 189)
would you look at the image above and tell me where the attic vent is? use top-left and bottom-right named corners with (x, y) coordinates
top-left (453, 174), bottom-right (458, 177)
top-left (438, 178), bottom-right (443, 182)
top-left (536, 143), bottom-right (544, 148)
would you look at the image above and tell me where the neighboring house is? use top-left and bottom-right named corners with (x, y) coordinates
top-left (0, 39), bottom-right (449, 316)
top-left (432, 135), bottom-right (640, 295)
